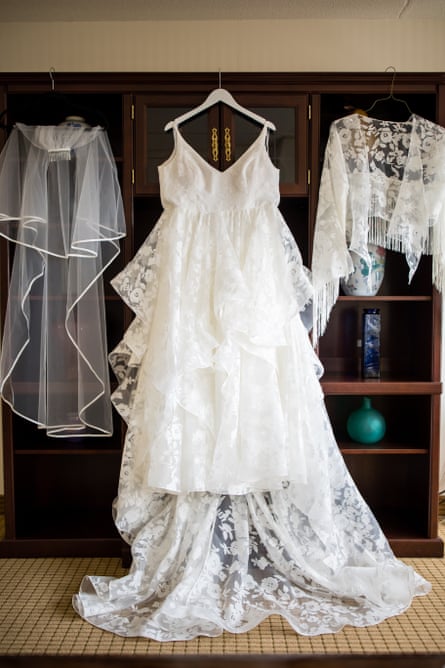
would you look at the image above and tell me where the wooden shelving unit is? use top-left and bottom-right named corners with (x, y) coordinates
top-left (0, 72), bottom-right (443, 558)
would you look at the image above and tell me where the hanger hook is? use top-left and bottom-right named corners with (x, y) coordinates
top-left (385, 65), bottom-right (397, 97)
top-left (49, 67), bottom-right (56, 91)
top-left (218, 70), bottom-right (222, 89)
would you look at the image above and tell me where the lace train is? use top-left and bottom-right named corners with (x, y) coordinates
top-left (74, 389), bottom-right (429, 640)
top-left (73, 476), bottom-right (429, 640)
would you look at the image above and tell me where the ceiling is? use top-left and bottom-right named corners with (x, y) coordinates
top-left (1, 0), bottom-right (445, 22)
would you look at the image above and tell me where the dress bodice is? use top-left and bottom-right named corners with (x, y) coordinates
top-left (159, 125), bottom-right (280, 213)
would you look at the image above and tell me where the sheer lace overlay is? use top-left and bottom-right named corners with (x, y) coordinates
top-left (311, 113), bottom-right (445, 344)
top-left (0, 123), bottom-right (126, 436)
top-left (74, 122), bottom-right (429, 639)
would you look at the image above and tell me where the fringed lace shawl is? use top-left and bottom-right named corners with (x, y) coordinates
top-left (311, 113), bottom-right (445, 346)
top-left (0, 123), bottom-right (126, 436)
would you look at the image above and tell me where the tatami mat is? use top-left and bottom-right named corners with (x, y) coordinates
top-left (0, 515), bottom-right (444, 656)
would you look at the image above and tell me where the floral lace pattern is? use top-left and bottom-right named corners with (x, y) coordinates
top-left (74, 121), bottom-right (430, 639)
top-left (109, 203), bottom-right (322, 495)
top-left (108, 220), bottom-right (163, 420)
top-left (74, 407), bottom-right (429, 640)
top-left (312, 113), bottom-right (445, 344)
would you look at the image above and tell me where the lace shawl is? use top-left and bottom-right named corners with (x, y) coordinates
top-left (0, 123), bottom-right (126, 436)
top-left (311, 113), bottom-right (445, 345)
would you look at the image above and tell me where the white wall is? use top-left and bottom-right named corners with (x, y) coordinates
top-left (0, 17), bottom-right (444, 495)
top-left (0, 19), bottom-right (445, 73)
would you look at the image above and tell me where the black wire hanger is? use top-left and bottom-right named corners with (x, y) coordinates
top-left (366, 66), bottom-right (414, 118)
top-left (10, 68), bottom-right (109, 129)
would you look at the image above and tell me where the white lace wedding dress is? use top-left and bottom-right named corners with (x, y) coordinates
top-left (73, 123), bottom-right (430, 640)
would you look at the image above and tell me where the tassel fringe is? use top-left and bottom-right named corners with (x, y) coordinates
top-left (312, 279), bottom-right (339, 349)
top-left (313, 215), bottom-right (445, 348)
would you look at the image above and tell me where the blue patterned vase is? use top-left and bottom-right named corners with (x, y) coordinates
top-left (341, 244), bottom-right (386, 296)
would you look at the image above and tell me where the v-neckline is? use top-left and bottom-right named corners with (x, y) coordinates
top-left (174, 124), bottom-right (268, 176)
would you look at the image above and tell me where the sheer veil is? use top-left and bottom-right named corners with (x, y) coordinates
top-left (0, 123), bottom-right (126, 436)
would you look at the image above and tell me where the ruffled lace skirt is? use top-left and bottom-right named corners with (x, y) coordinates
top-left (73, 204), bottom-right (430, 639)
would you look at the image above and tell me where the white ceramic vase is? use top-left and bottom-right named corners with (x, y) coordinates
top-left (341, 244), bottom-right (386, 296)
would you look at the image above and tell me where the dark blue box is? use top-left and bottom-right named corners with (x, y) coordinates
top-left (362, 308), bottom-right (380, 379)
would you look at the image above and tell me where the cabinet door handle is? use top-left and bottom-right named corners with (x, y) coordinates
top-left (224, 127), bottom-right (232, 162)
top-left (211, 127), bottom-right (219, 162)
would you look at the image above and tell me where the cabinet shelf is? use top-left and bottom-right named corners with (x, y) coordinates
top-left (10, 294), bottom-right (123, 302)
top-left (340, 443), bottom-right (428, 455)
top-left (15, 449), bottom-right (122, 455)
top-left (338, 295), bottom-right (432, 302)
top-left (4, 380), bottom-right (119, 393)
top-left (321, 378), bottom-right (441, 395)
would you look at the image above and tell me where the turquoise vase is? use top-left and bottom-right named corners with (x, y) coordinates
top-left (346, 397), bottom-right (386, 444)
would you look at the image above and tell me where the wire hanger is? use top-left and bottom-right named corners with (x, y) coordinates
top-left (49, 67), bottom-right (56, 92)
top-left (12, 67), bottom-right (109, 129)
top-left (366, 66), bottom-right (413, 117)
top-left (0, 68), bottom-right (58, 133)
top-left (164, 71), bottom-right (276, 131)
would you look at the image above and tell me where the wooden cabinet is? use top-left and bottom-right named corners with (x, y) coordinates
top-left (0, 72), bottom-right (443, 558)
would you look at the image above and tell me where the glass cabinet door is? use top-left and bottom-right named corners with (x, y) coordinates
top-left (222, 94), bottom-right (309, 195)
top-left (134, 95), bottom-right (219, 194)
top-left (134, 93), bottom-right (309, 195)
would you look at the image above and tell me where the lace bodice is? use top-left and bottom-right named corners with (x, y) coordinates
top-left (160, 125), bottom-right (280, 213)
top-left (311, 113), bottom-right (445, 344)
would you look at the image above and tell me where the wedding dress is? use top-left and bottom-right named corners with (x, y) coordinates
top-left (73, 120), bottom-right (429, 640)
